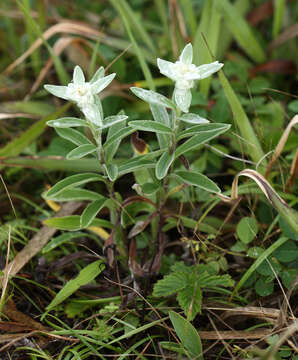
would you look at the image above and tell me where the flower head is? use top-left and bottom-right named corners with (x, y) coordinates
top-left (44, 66), bottom-right (115, 126)
top-left (157, 43), bottom-right (223, 112)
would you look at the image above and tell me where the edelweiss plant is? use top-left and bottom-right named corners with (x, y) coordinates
top-left (43, 43), bottom-right (232, 320)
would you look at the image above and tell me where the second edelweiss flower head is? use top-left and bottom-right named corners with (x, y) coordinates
top-left (44, 66), bottom-right (115, 126)
top-left (157, 43), bottom-right (224, 113)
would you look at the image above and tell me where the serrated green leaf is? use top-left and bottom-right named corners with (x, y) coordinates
top-left (129, 120), bottom-right (172, 134)
top-left (66, 144), bottom-right (97, 159)
top-left (47, 117), bottom-right (87, 128)
top-left (169, 311), bottom-right (203, 360)
top-left (46, 260), bottom-right (105, 311)
top-left (44, 173), bottom-right (105, 198)
top-left (155, 150), bottom-right (175, 180)
top-left (153, 272), bottom-right (187, 297)
top-left (175, 170), bottom-right (221, 194)
top-left (177, 284), bottom-right (202, 321)
top-left (80, 198), bottom-right (107, 228)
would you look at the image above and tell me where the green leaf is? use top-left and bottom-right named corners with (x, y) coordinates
top-left (118, 158), bottom-right (156, 176)
top-left (216, 0), bottom-right (265, 63)
top-left (47, 117), bottom-right (86, 128)
top-left (131, 87), bottom-right (175, 109)
top-left (219, 70), bottom-right (265, 167)
top-left (175, 125), bottom-right (230, 158)
top-left (44, 215), bottom-right (112, 231)
top-left (231, 237), bottom-right (288, 299)
top-left (177, 283), bottom-right (202, 321)
top-left (273, 241), bottom-right (298, 263)
top-left (142, 182), bottom-right (160, 195)
top-left (46, 260), bottom-right (105, 312)
top-left (169, 311), bottom-right (203, 360)
top-left (103, 163), bottom-right (118, 181)
top-left (177, 123), bottom-right (230, 141)
top-left (255, 277), bottom-right (274, 297)
top-left (150, 103), bottom-right (171, 149)
top-left (129, 120), bottom-right (172, 134)
top-left (105, 113), bottom-right (127, 162)
top-left (175, 170), bottom-right (221, 194)
top-left (256, 257), bottom-right (282, 276)
top-left (80, 198), bottom-right (107, 228)
top-left (153, 272), bottom-right (187, 297)
top-left (103, 127), bottom-right (136, 150)
top-left (178, 113), bottom-right (209, 125)
top-left (55, 127), bottom-right (92, 146)
top-left (237, 217), bottom-right (258, 244)
top-left (155, 150), bottom-right (175, 180)
top-left (66, 144), bottom-right (97, 159)
top-left (102, 115), bottom-right (127, 129)
top-left (44, 173), bottom-right (105, 198)
top-left (46, 188), bottom-right (104, 202)
top-left (42, 232), bottom-right (87, 254)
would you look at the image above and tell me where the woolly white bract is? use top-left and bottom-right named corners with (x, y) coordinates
top-left (157, 43), bottom-right (223, 112)
top-left (44, 66), bottom-right (115, 126)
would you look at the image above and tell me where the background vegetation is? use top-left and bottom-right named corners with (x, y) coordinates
top-left (0, 0), bottom-right (297, 359)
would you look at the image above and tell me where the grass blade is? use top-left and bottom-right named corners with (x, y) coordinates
top-left (218, 70), bottom-right (266, 168)
top-left (216, 0), bottom-right (266, 63)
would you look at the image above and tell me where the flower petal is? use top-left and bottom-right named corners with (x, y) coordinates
top-left (91, 73), bottom-right (116, 94)
top-left (197, 61), bottom-right (223, 80)
top-left (73, 65), bottom-right (85, 84)
top-left (44, 85), bottom-right (71, 101)
top-left (82, 103), bottom-right (102, 126)
top-left (174, 88), bottom-right (192, 113)
top-left (179, 43), bottom-right (193, 64)
top-left (90, 67), bottom-right (105, 83)
top-left (157, 58), bottom-right (177, 80)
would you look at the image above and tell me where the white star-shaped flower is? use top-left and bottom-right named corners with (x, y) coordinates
top-left (44, 66), bottom-right (115, 126)
top-left (157, 43), bottom-right (223, 112)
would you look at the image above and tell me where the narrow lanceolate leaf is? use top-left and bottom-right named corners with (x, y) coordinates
top-left (216, 0), bottom-right (266, 63)
top-left (169, 311), bottom-right (203, 360)
top-left (46, 188), bottom-right (104, 202)
top-left (129, 120), bottom-right (173, 134)
top-left (55, 127), bottom-right (92, 146)
top-left (178, 123), bottom-right (230, 141)
top-left (103, 163), bottom-right (118, 181)
top-left (44, 216), bottom-right (113, 231)
top-left (103, 127), bottom-right (136, 150)
top-left (105, 113), bottom-right (127, 163)
top-left (175, 125), bottom-right (230, 158)
top-left (150, 103), bottom-right (171, 149)
top-left (42, 232), bottom-right (87, 254)
top-left (44, 173), bottom-right (105, 198)
top-left (156, 150), bottom-right (175, 180)
top-left (47, 117), bottom-right (86, 128)
top-left (66, 144), bottom-right (97, 159)
top-left (46, 260), bottom-right (105, 312)
top-left (130, 87), bottom-right (176, 109)
top-left (102, 115), bottom-right (128, 129)
top-left (80, 198), bottom-right (107, 228)
top-left (175, 170), bottom-right (221, 194)
top-left (219, 71), bottom-right (265, 168)
top-left (178, 113), bottom-right (209, 125)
